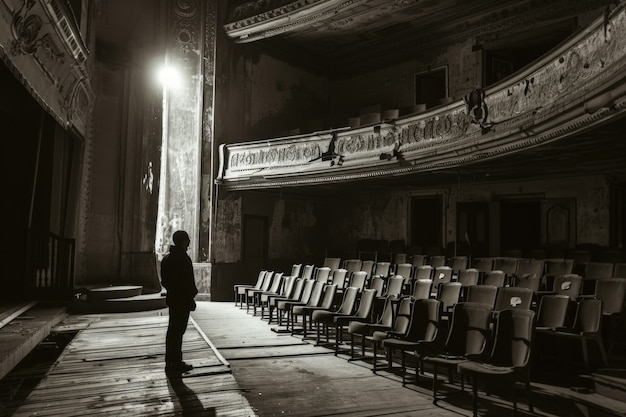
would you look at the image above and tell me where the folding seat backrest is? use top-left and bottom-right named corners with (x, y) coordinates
top-left (573, 298), bottom-right (603, 334)
top-left (318, 284), bottom-right (338, 310)
top-left (450, 256), bottom-right (468, 274)
top-left (594, 278), bottom-right (626, 315)
top-left (394, 263), bottom-right (413, 286)
top-left (331, 268), bottom-right (348, 289)
top-left (323, 257), bottom-right (341, 271)
top-left (458, 269), bottom-right (479, 287)
top-left (306, 280), bottom-right (327, 307)
top-left (482, 270), bottom-right (505, 287)
top-left (348, 271), bottom-right (367, 291)
top-left (291, 263), bottom-right (302, 278)
top-left (393, 253), bottom-right (408, 265)
top-left (279, 276), bottom-right (296, 297)
top-left (494, 287), bottom-right (534, 313)
top-left (352, 289), bottom-right (377, 319)
top-left (315, 267), bottom-right (331, 283)
top-left (344, 259), bottom-right (363, 274)
top-left (384, 276), bottom-right (404, 298)
top-left (514, 273), bottom-right (540, 293)
top-left (266, 272), bottom-right (284, 294)
top-left (444, 302), bottom-right (493, 357)
top-left (378, 295), bottom-right (397, 328)
top-left (412, 279), bottom-right (432, 300)
top-left (250, 271), bottom-right (274, 295)
top-left (614, 263), bottom-right (626, 278)
top-left (361, 260), bottom-right (375, 278)
top-left (474, 258), bottom-right (494, 273)
top-left (544, 259), bottom-right (574, 277)
top-left (390, 297), bottom-right (414, 337)
top-left (490, 309), bottom-right (536, 368)
top-left (374, 262), bottom-right (391, 278)
top-left (495, 258), bottom-right (519, 277)
top-left (437, 282), bottom-right (462, 313)
top-left (466, 285), bottom-right (498, 308)
top-left (336, 286), bottom-right (360, 315)
top-left (298, 279), bottom-right (317, 305)
top-left (536, 294), bottom-right (570, 329)
top-left (585, 262), bottom-right (615, 279)
top-left (411, 254), bottom-right (426, 267)
top-left (369, 276), bottom-right (385, 296)
top-left (414, 265), bottom-right (433, 280)
top-left (434, 266), bottom-right (453, 285)
top-left (301, 264), bottom-right (315, 280)
top-left (282, 278), bottom-right (305, 303)
top-left (405, 298), bottom-right (441, 342)
top-left (552, 274), bottom-right (582, 299)
top-left (516, 259), bottom-right (544, 278)
top-left (430, 255), bottom-right (446, 268)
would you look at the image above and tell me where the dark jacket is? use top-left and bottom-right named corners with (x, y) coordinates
top-left (160, 245), bottom-right (198, 309)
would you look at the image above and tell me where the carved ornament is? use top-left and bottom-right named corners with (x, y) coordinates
top-left (1, 0), bottom-right (93, 135)
top-left (217, 2), bottom-right (626, 190)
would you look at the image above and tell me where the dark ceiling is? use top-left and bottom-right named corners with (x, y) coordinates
top-left (224, 0), bottom-right (615, 77)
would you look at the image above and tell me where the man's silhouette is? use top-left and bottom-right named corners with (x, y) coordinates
top-left (161, 230), bottom-right (198, 374)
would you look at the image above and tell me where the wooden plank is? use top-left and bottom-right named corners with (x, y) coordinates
top-left (11, 313), bottom-right (255, 417)
top-left (0, 301), bottom-right (38, 330)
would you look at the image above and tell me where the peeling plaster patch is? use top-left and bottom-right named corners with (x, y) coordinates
top-left (143, 162), bottom-right (154, 194)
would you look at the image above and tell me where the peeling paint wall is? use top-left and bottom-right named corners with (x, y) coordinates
top-left (213, 194), bottom-right (242, 263)
top-left (329, 38), bottom-right (481, 120)
top-left (216, 43), bottom-right (331, 144)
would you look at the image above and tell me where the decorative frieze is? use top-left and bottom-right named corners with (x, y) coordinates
top-left (217, 2), bottom-right (626, 189)
top-left (0, 0), bottom-right (93, 135)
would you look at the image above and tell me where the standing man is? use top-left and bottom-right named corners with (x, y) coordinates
top-left (161, 230), bottom-right (198, 374)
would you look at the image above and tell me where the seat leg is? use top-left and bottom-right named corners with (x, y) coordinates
top-left (373, 341), bottom-right (378, 373)
top-left (526, 370), bottom-right (534, 413)
top-left (472, 376), bottom-right (478, 417)
top-left (512, 377), bottom-right (518, 416)
top-left (432, 365), bottom-right (438, 404)
top-left (401, 350), bottom-right (406, 386)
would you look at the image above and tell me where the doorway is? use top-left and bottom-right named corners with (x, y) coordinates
top-left (500, 200), bottom-right (541, 255)
top-left (410, 195), bottom-right (443, 255)
top-left (456, 202), bottom-right (490, 259)
top-left (243, 215), bottom-right (268, 272)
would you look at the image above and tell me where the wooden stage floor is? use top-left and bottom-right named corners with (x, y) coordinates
top-left (3, 301), bottom-right (626, 416)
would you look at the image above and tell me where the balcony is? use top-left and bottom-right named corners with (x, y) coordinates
top-left (217, 3), bottom-right (626, 191)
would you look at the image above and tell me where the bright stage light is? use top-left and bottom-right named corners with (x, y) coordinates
top-left (157, 66), bottom-right (181, 89)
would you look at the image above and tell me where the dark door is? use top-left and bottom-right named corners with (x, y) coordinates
top-left (500, 200), bottom-right (541, 255)
top-left (243, 215), bottom-right (268, 272)
top-left (457, 202), bottom-right (489, 259)
top-left (410, 196), bottom-right (443, 254)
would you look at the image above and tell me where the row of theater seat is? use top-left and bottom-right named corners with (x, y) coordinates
top-left (232, 260), bottom-right (626, 415)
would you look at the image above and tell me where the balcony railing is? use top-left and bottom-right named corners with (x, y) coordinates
top-left (217, 1), bottom-right (626, 191)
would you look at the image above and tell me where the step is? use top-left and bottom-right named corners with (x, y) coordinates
top-left (85, 285), bottom-right (144, 301)
top-left (70, 292), bottom-right (167, 314)
top-left (0, 303), bottom-right (67, 380)
top-left (590, 369), bottom-right (626, 402)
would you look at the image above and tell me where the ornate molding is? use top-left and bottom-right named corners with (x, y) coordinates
top-left (0, 0), bottom-right (93, 135)
top-left (217, 2), bottom-right (626, 190)
top-left (224, 0), bottom-right (368, 42)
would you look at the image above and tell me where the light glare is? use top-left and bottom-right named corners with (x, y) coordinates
top-left (158, 66), bottom-right (180, 89)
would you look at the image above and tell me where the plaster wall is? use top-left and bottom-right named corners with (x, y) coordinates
top-left (446, 176), bottom-right (611, 248)
top-left (216, 44), bottom-right (330, 142)
top-left (328, 38), bottom-right (481, 120)
top-left (83, 64), bottom-right (124, 282)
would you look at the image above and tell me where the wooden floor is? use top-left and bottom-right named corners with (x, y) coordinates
top-left (3, 301), bottom-right (626, 416)
top-left (7, 312), bottom-right (254, 416)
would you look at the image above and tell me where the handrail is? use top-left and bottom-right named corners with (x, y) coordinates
top-left (27, 230), bottom-right (75, 291)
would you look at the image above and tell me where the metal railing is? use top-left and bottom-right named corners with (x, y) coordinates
top-left (27, 231), bottom-right (75, 291)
